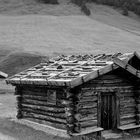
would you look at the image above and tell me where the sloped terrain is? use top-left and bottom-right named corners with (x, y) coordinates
top-left (0, 0), bottom-right (81, 15)
top-left (0, 15), bottom-right (140, 55)
top-left (0, 51), bottom-right (44, 76)
top-left (0, 13), bottom-right (139, 76)
top-left (87, 3), bottom-right (140, 36)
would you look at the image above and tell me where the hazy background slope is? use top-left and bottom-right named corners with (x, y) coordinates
top-left (0, 0), bottom-right (81, 15)
top-left (0, 0), bottom-right (139, 76)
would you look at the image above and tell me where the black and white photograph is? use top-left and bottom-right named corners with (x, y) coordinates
top-left (0, 0), bottom-right (140, 140)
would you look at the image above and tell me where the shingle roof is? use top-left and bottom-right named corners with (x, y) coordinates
top-left (6, 53), bottom-right (135, 88)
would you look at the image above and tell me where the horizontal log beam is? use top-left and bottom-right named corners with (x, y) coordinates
top-left (22, 107), bottom-right (65, 119)
top-left (74, 113), bottom-right (97, 122)
top-left (24, 117), bottom-right (66, 130)
top-left (76, 96), bottom-right (97, 102)
top-left (22, 104), bottom-right (65, 113)
top-left (120, 118), bottom-right (136, 126)
top-left (75, 107), bottom-right (97, 114)
top-left (75, 102), bottom-right (97, 110)
top-left (120, 114), bottom-right (136, 120)
top-left (22, 98), bottom-right (58, 107)
top-left (22, 111), bottom-right (66, 124)
top-left (76, 120), bottom-right (97, 128)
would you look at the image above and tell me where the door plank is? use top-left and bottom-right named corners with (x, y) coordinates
top-left (101, 92), bottom-right (116, 130)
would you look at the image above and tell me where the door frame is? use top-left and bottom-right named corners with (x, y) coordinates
top-left (97, 92), bottom-right (119, 130)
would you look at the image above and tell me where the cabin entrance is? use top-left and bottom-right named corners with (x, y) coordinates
top-left (101, 92), bottom-right (116, 130)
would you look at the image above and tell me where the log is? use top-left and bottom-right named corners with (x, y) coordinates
top-left (75, 102), bottom-right (97, 109)
top-left (135, 99), bottom-right (140, 104)
top-left (22, 103), bottom-right (65, 113)
top-left (120, 101), bottom-right (135, 105)
top-left (89, 78), bottom-right (125, 84)
top-left (136, 114), bottom-right (140, 119)
top-left (25, 117), bottom-right (66, 130)
top-left (120, 114), bottom-right (136, 120)
top-left (22, 95), bottom-right (63, 107)
top-left (15, 86), bottom-right (22, 95)
top-left (120, 103), bottom-right (136, 109)
top-left (76, 96), bottom-right (97, 102)
top-left (93, 74), bottom-right (122, 80)
top-left (61, 100), bottom-right (73, 106)
top-left (22, 111), bottom-right (66, 124)
top-left (136, 114), bottom-right (140, 124)
top-left (84, 82), bottom-right (132, 87)
top-left (81, 86), bottom-right (134, 93)
top-left (120, 98), bottom-right (135, 103)
top-left (22, 107), bottom-right (65, 119)
top-left (120, 118), bottom-right (136, 126)
top-left (22, 89), bottom-right (47, 96)
top-left (66, 124), bottom-right (75, 134)
top-left (65, 109), bottom-right (74, 117)
top-left (66, 116), bottom-right (75, 124)
top-left (76, 120), bottom-right (97, 128)
top-left (120, 93), bottom-right (134, 97)
top-left (136, 104), bottom-right (140, 109)
top-left (74, 113), bottom-right (97, 122)
top-left (120, 109), bottom-right (136, 115)
top-left (22, 98), bottom-right (59, 107)
top-left (77, 91), bottom-right (97, 97)
top-left (76, 107), bottom-right (97, 114)
top-left (16, 96), bottom-right (22, 102)
top-left (22, 94), bottom-right (48, 101)
top-left (74, 124), bottom-right (81, 133)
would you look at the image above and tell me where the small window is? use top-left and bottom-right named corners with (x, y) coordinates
top-left (47, 90), bottom-right (56, 105)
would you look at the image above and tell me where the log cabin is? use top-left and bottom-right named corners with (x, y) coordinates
top-left (6, 52), bottom-right (140, 139)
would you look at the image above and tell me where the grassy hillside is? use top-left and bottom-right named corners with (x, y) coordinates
top-left (0, 14), bottom-right (139, 76)
top-left (0, 0), bottom-right (139, 77)
top-left (0, 0), bottom-right (82, 15)
top-left (0, 52), bottom-right (44, 76)
top-left (87, 3), bottom-right (140, 35)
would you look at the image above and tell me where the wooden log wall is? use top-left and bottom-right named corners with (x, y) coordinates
top-left (14, 68), bottom-right (140, 134)
top-left (62, 89), bottom-right (75, 134)
top-left (74, 88), bottom-right (98, 132)
top-left (120, 90), bottom-right (136, 126)
top-left (135, 89), bottom-right (140, 125)
top-left (15, 86), bottom-right (67, 130)
top-left (78, 69), bottom-right (140, 128)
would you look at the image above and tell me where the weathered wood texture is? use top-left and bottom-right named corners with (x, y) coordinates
top-left (62, 89), bottom-right (75, 134)
top-left (120, 93), bottom-right (136, 126)
top-left (15, 68), bottom-right (140, 133)
top-left (78, 68), bottom-right (140, 129)
top-left (16, 86), bottom-right (67, 130)
top-left (74, 88), bottom-right (98, 132)
top-left (135, 92), bottom-right (140, 125)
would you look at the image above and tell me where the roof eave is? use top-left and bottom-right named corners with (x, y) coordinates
top-left (0, 71), bottom-right (8, 78)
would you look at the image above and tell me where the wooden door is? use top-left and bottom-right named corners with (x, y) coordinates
top-left (101, 93), bottom-right (116, 130)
